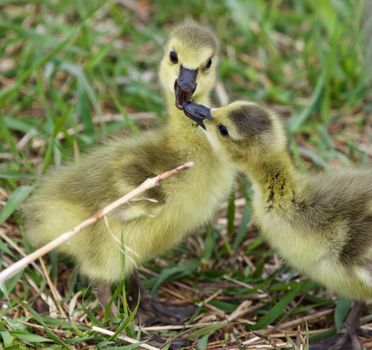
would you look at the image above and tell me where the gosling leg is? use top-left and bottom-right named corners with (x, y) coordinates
top-left (310, 301), bottom-right (364, 350)
top-left (129, 271), bottom-right (196, 324)
top-left (92, 282), bottom-right (118, 316)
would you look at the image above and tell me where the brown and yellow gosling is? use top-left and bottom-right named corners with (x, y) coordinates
top-left (183, 100), bottom-right (372, 349)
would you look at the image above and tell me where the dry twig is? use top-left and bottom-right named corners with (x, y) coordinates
top-left (92, 326), bottom-right (160, 350)
top-left (0, 162), bottom-right (193, 284)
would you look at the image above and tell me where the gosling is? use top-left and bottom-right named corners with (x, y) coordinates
top-left (183, 100), bottom-right (372, 350)
top-left (23, 22), bottom-right (235, 322)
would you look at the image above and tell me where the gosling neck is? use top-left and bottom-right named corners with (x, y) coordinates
top-left (244, 152), bottom-right (296, 210)
top-left (163, 92), bottom-right (216, 162)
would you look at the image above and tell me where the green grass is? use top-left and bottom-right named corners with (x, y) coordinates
top-left (1, 0), bottom-right (371, 349)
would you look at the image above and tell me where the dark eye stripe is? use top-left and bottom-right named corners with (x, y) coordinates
top-left (218, 124), bottom-right (229, 136)
top-left (169, 51), bottom-right (178, 64)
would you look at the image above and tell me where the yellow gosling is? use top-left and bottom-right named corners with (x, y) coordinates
top-left (183, 100), bottom-right (372, 349)
top-left (23, 22), bottom-right (235, 321)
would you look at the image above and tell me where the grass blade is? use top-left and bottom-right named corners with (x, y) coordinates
top-left (334, 297), bottom-right (352, 331)
top-left (233, 204), bottom-right (251, 250)
top-left (0, 185), bottom-right (33, 225)
top-left (251, 282), bottom-right (308, 330)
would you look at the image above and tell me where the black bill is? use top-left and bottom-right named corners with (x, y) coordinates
top-left (182, 101), bottom-right (212, 129)
top-left (175, 67), bottom-right (197, 109)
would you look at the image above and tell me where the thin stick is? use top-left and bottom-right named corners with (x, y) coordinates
top-left (92, 326), bottom-right (160, 350)
top-left (0, 162), bottom-right (193, 284)
top-left (276, 308), bottom-right (333, 330)
top-left (38, 257), bottom-right (68, 318)
top-left (134, 321), bottom-right (225, 332)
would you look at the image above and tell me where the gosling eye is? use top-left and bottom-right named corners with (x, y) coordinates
top-left (204, 58), bottom-right (212, 71)
top-left (169, 51), bottom-right (178, 64)
top-left (218, 124), bottom-right (229, 137)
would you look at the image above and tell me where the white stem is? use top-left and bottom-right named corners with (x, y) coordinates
top-left (92, 326), bottom-right (160, 350)
top-left (0, 162), bottom-right (193, 284)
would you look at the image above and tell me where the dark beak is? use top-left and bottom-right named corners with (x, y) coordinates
top-left (182, 101), bottom-right (212, 129)
top-left (174, 66), bottom-right (198, 110)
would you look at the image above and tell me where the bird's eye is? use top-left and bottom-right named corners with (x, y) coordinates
top-left (169, 51), bottom-right (178, 64)
top-left (204, 58), bottom-right (212, 70)
top-left (218, 124), bottom-right (229, 136)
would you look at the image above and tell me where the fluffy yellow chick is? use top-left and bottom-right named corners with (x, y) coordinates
top-left (183, 100), bottom-right (372, 349)
top-left (23, 22), bottom-right (235, 321)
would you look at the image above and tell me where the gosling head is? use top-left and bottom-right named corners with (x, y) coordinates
top-left (183, 101), bottom-right (287, 169)
top-left (159, 21), bottom-right (219, 110)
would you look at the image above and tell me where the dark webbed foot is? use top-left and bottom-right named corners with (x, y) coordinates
top-left (129, 271), bottom-right (196, 325)
top-left (91, 273), bottom-right (196, 324)
top-left (92, 281), bottom-right (193, 349)
top-left (138, 296), bottom-right (196, 325)
top-left (310, 301), bottom-right (364, 350)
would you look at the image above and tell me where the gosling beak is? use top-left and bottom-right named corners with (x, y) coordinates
top-left (182, 101), bottom-right (212, 130)
top-left (175, 66), bottom-right (198, 110)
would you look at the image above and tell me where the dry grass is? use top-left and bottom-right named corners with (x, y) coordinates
top-left (1, 0), bottom-right (372, 349)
